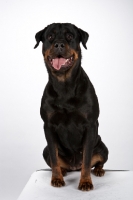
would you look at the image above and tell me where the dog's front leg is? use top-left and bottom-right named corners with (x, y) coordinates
top-left (78, 125), bottom-right (96, 191)
top-left (44, 125), bottom-right (65, 187)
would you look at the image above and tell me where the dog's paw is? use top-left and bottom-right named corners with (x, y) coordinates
top-left (78, 180), bottom-right (93, 191)
top-left (61, 168), bottom-right (67, 176)
top-left (92, 167), bottom-right (105, 177)
top-left (51, 177), bottom-right (65, 187)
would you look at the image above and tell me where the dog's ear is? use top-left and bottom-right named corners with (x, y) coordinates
top-left (34, 27), bottom-right (47, 49)
top-left (78, 28), bottom-right (89, 49)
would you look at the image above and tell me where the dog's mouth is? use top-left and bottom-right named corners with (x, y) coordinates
top-left (48, 55), bottom-right (74, 70)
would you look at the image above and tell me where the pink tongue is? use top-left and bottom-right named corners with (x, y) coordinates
top-left (52, 58), bottom-right (66, 70)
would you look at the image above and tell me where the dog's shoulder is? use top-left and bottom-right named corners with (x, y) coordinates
top-left (76, 67), bottom-right (97, 98)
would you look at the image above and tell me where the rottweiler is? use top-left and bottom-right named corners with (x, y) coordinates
top-left (34, 23), bottom-right (109, 191)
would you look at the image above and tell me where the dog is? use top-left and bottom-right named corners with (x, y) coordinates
top-left (34, 23), bottom-right (109, 191)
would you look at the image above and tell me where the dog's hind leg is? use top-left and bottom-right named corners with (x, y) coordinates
top-left (91, 139), bottom-right (109, 177)
top-left (43, 146), bottom-right (51, 167)
top-left (91, 154), bottom-right (105, 176)
top-left (43, 146), bottom-right (69, 176)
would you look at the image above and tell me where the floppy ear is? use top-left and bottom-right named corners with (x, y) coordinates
top-left (34, 28), bottom-right (47, 49)
top-left (78, 28), bottom-right (89, 49)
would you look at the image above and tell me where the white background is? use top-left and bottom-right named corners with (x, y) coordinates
top-left (0, 0), bottom-right (133, 199)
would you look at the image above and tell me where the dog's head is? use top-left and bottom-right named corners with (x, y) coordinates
top-left (34, 23), bottom-right (89, 78)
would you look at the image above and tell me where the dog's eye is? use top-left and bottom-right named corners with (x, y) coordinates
top-left (66, 33), bottom-right (73, 41)
top-left (48, 33), bottom-right (55, 41)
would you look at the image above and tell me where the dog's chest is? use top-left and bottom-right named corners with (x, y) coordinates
top-left (51, 97), bottom-right (88, 124)
top-left (49, 100), bottom-right (88, 151)
top-left (58, 120), bottom-right (83, 148)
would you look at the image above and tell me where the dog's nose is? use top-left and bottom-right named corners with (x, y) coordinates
top-left (54, 42), bottom-right (65, 52)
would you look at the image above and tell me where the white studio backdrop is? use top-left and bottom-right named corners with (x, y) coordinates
top-left (0, 0), bottom-right (133, 199)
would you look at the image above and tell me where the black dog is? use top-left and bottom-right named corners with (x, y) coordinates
top-left (34, 23), bottom-right (108, 191)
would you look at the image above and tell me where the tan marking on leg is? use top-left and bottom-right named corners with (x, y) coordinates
top-left (50, 147), bottom-right (65, 187)
top-left (91, 154), bottom-right (105, 177)
top-left (91, 154), bottom-right (103, 167)
top-left (79, 164), bottom-right (93, 191)
top-left (79, 150), bottom-right (93, 191)
top-left (51, 166), bottom-right (65, 187)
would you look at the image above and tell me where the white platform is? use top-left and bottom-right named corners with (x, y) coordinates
top-left (18, 170), bottom-right (133, 200)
